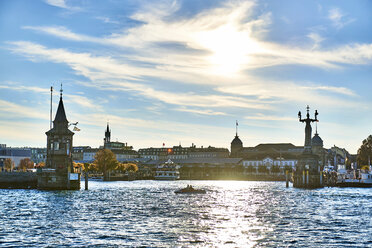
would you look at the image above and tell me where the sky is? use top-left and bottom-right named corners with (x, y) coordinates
top-left (0, 0), bottom-right (372, 153)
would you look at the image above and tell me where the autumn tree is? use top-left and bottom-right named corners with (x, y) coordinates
top-left (116, 162), bottom-right (138, 173)
top-left (126, 163), bottom-right (138, 172)
top-left (4, 158), bottom-right (15, 172)
top-left (357, 135), bottom-right (372, 167)
top-left (36, 162), bottom-right (45, 168)
top-left (94, 149), bottom-right (119, 180)
top-left (19, 158), bottom-right (34, 171)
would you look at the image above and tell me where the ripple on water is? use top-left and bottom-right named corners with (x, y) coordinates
top-left (0, 181), bottom-right (371, 247)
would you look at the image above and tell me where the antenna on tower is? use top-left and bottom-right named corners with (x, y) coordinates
top-left (236, 120), bottom-right (238, 136)
top-left (60, 83), bottom-right (63, 98)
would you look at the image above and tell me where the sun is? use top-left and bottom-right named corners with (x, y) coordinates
top-left (195, 24), bottom-right (262, 76)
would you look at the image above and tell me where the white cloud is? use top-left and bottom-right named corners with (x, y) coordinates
top-left (328, 7), bottom-right (355, 29)
top-left (245, 114), bottom-right (296, 122)
top-left (0, 99), bottom-right (48, 120)
top-left (44, 0), bottom-right (80, 11)
top-left (216, 80), bottom-right (359, 108)
top-left (307, 32), bottom-right (325, 49)
top-left (65, 95), bottom-right (102, 111)
top-left (45, 0), bottom-right (67, 8)
top-left (95, 16), bottom-right (120, 25)
top-left (174, 107), bottom-right (227, 116)
top-left (0, 82), bottom-right (50, 94)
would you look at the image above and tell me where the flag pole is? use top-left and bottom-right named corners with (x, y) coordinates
top-left (50, 86), bottom-right (53, 129)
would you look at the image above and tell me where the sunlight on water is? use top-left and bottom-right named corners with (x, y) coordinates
top-left (0, 181), bottom-right (371, 247)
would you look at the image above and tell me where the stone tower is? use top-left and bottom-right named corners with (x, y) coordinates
top-left (230, 121), bottom-right (243, 157)
top-left (38, 86), bottom-right (80, 190)
top-left (45, 93), bottom-right (74, 171)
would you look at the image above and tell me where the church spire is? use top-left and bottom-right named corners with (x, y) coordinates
top-left (104, 122), bottom-right (111, 144)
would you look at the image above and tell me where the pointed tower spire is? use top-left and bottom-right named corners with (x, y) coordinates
top-left (53, 84), bottom-right (68, 126)
top-left (104, 122), bottom-right (111, 144)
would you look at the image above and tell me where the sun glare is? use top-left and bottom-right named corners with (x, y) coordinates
top-left (195, 25), bottom-right (262, 76)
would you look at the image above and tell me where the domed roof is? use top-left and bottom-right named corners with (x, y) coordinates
top-left (231, 135), bottom-right (243, 147)
top-left (312, 132), bottom-right (323, 147)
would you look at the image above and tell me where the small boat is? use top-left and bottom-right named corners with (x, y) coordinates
top-left (174, 185), bottom-right (206, 194)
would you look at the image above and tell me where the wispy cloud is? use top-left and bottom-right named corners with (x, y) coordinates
top-left (216, 80), bottom-right (358, 108)
top-left (44, 0), bottom-right (81, 11)
top-left (95, 16), bottom-right (120, 25)
top-left (65, 95), bottom-right (102, 111)
top-left (0, 99), bottom-right (48, 120)
top-left (45, 0), bottom-right (67, 8)
top-left (328, 7), bottom-right (355, 29)
top-left (174, 107), bottom-right (227, 116)
top-left (6, 1), bottom-right (371, 119)
top-left (23, 2), bottom-right (371, 73)
top-left (245, 114), bottom-right (296, 122)
top-left (307, 32), bottom-right (325, 49)
top-left (0, 82), bottom-right (50, 94)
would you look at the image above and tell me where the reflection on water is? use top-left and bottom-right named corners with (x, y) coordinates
top-left (0, 181), bottom-right (371, 247)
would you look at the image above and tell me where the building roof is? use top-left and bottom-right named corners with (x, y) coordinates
top-left (231, 135), bottom-right (243, 146)
top-left (312, 133), bottom-right (323, 147)
top-left (144, 157), bottom-right (243, 165)
top-left (254, 143), bottom-right (297, 151)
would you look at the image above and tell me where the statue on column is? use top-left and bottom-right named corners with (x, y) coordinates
top-left (298, 105), bottom-right (318, 154)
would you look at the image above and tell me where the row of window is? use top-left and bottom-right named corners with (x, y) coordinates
top-left (243, 161), bottom-right (295, 166)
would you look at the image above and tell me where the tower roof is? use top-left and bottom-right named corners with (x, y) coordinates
top-left (231, 135), bottom-right (243, 146)
top-left (312, 132), bottom-right (323, 147)
top-left (54, 96), bottom-right (68, 123)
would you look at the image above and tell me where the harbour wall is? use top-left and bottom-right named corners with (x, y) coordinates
top-left (0, 172), bottom-right (37, 189)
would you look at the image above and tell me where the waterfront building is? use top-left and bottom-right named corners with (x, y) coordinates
top-left (139, 144), bottom-right (228, 161)
top-left (142, 157), bottom-right (243, 180)
top-left (30, 148), bottom-right (47, 164)
top-left (72, 146), bottom-right (91, 161)
top-left (77, 124), bottom-right (138, 163)
top-left (188, 144), bottom-right (229, 158)
top-left (242, 156), bottom-right (297, 175)
top-left (139, 146), bottom-right (184, 160)
top-left (0, 145), bottom-right (31, 169)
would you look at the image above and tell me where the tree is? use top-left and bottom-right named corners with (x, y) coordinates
top-left (36, 162), bottom-right (45, 168)
top-left (357, 135), bottom-right (372, 167)
top-left (4, 158), bottom-right (14, 172)
top-left (19, 158), bottom-right (33, 171)
top-left (94, 149), bottom-right (119, 180)
top-left (127, 163), bottom-right (138, 172)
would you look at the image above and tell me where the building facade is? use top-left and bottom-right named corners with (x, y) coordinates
top-left (0, 144), bottom-right (31, 169)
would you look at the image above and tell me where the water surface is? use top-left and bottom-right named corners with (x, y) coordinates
top-left (0, 181), bottom-right (371, 247)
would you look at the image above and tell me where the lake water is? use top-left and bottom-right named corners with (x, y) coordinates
top-left (0, 181), bottom-right (371, 247)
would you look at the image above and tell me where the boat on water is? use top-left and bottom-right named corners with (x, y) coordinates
top-left (154, 159), bottom-right (180, 180)
top-left (174, 185), bottom-right (206, 194)
top-left (336, 165), bottom-right (372, 188)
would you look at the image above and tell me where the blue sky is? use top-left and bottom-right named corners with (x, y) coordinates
top-left (0, 0), bottom-right (372, 153)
